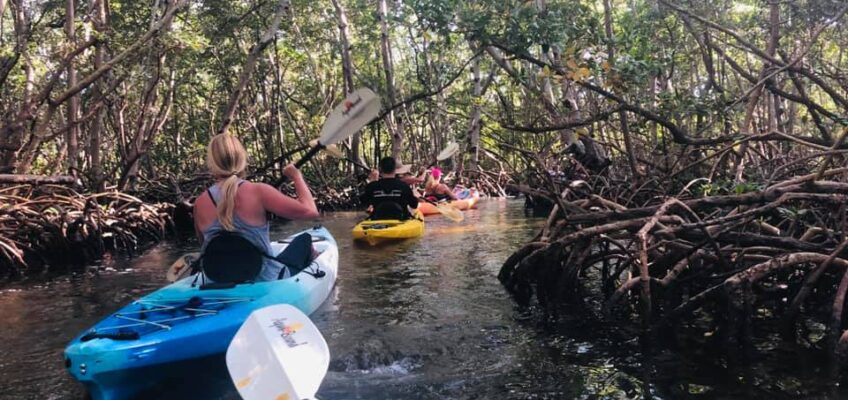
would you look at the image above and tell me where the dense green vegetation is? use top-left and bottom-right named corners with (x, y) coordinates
top-left (2, 0), bottom-right (845, 193)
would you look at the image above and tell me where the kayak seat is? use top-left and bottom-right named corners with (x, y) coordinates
top-left (195, 232), bottom-right (320, 286)
top-left (197, 232), bottom-right (265, 284)
top-left (275, 233), bottom-right (316, 278)
top-left (371, 202), bottom-right (409, 221)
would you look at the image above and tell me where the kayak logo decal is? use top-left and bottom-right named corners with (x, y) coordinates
top-left (373, 189), bottom-right (402, 199)
top-left (236, 376), bottom-right (252, 389)
top-left (270, 318), bottom-right (307, 348)
top-left (342, 95), bottom-right (362, 116)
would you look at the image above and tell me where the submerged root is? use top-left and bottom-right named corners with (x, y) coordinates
top-left (0, 185), bottom-right (173, 280)
top-left (501, 167), bottom-right (848, 357)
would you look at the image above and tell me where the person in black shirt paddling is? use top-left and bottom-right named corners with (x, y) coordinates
top-left (361, 157), bottom-right (419, 220)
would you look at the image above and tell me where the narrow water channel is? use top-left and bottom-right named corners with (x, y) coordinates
top-left (0, 200), bottom-right (844, 399)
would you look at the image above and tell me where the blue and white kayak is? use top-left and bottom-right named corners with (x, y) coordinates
top-left (64, 226), bottom-right (338, 400)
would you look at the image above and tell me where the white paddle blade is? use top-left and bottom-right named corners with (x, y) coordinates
top-left (319, 88), bottom-right (381, 146)
top-left (226, 304), bottom-right (329, 400)
top-left (436, 142), bottom-right (460, 161)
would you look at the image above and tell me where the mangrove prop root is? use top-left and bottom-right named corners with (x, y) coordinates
top-left (0, 186), bottom-right (173, 279)
top-left (501, 168), bottom-right (848, 356)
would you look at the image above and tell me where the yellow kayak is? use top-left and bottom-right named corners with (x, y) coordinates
top-left (352, 211), bottom-right (425, 245)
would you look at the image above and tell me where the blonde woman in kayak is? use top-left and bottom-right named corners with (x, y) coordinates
top-left (193, 134), bottom-right (319, 281)
top-left (423, 167), bottom-right (458, 201)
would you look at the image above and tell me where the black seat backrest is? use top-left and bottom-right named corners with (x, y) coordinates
top-left (372, 202), bottom-right (407, 220)
top-left (201, 232), bottom-right (264, 283)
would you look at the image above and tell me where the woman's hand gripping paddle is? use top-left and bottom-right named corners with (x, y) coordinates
top-left (226, 304), bottom-right (329, 400)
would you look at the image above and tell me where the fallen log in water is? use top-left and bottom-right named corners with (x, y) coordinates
top-left (500, 167), bottom-right (848, 357)
top-left (0, 185), bottom-right (173, 280)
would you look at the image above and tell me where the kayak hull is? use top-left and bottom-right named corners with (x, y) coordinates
top-left (64, 226), bottom-right (338, 400)
top-left (418, 188), bottom-right (480, 215)
top-left (352, 211), bottom-right (424, 245)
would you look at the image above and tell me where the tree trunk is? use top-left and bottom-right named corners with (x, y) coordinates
top-left (1, 0), bottom-right (186, 174)
top-left (0, 1), bottom-right (31, 172)
top-left (735, 0), bottom-right (780, 182)
top-left (65, 0), bottom-right (80, 176)
top-left (331, 0), bottom-right (364, 170)
top-left (118, 62), bottom-right (175, 191)
top-left (89, 0), bottom-right (108, 191)
top-left (603, 0), bottom-right (640, 180)
top-left (467, 54), bottom-right (483, 170)
top-left (378, 0), bottom-right (403, 159)
top-left (218, 0), bottom-right (291, 136)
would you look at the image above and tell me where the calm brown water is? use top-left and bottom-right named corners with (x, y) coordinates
top-left (0, 199), bottom-right (845, 399)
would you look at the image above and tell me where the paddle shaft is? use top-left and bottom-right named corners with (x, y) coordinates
top-left (294, 143), bottom-right (325, 169)
top-left (333, 156), bottom-right (371, 171)
top-left (273, 142), bottom-right (326, 186)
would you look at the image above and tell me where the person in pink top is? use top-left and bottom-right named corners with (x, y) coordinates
top-left (423, 167), bottom-right (458, 201)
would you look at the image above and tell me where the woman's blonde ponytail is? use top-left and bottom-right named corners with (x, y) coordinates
top-left (206, 134), bottom-right (248, 231)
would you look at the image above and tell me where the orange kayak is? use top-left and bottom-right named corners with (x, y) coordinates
top-left (418, 188), bottom-right (480, 216)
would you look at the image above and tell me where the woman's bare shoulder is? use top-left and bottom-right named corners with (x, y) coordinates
top-left (243, 181), bottom-right (274, 194)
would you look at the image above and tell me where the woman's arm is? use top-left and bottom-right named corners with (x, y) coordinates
top-left (259, 165), bottom-right (320, 219)
top-left (193, 213), bottom-right (204, 243)
top-left (193, 195), bottom-right (208, 243)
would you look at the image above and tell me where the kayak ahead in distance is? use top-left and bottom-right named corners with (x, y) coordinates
top-left (352, 210), bottom-right (424, 245)
top-left (64, 226), bottom-right (338, 400)
top-left (418, 187), bottom-right (480, 216)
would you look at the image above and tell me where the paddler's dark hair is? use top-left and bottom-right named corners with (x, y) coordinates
top-left (378, 157), bottom-right (396, 174)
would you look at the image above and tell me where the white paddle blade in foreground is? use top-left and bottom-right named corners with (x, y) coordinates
top-left (436, 141), bottom-right (460, 161)
top-left (226, 304), bottom-right (329, 400)
top-left (318, 88), bottom-right (381, 146)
